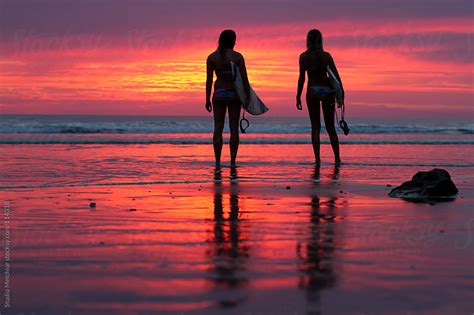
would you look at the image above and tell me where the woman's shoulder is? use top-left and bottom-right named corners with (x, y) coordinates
top-left (207, 50), bottom-right (218, 61)
top-left (300, 51), bottom-right (309, 59)
top-left (299, 51), bottom-right (311, 67)
top-left (230, 50), bottom-right (244, 60)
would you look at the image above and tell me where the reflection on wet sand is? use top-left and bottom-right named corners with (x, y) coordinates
top-left (297, 165), bottom-right (341, 315)
top-left (206, 167), bottom-right (250, 308)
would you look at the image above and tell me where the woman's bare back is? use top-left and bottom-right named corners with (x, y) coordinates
top-left (300, 50), bottom-right (340, 88)
top-left (207, 49), bottom-right (247, 91)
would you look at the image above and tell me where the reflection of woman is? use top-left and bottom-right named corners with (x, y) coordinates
top-left (207, 167), bottom-right (250, 308)
top-left (297, 165), bottom-right (340, 312)
top-left (296, 29), bottom-right (345, 165)
top-left (206, 30), bottom-right (250, 167)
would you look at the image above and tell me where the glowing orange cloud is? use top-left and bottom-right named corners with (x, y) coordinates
top-left (0, 19), bottom-right (472, 116)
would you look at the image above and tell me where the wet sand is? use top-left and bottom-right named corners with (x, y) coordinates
top-left (1, 144), bottom-right (473, 314)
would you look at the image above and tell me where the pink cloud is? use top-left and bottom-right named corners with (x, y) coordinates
top-left (0, 16), bottom-right (472, 117)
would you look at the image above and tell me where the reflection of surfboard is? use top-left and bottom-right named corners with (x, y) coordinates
top-left (231, 61), bottom-right (269, 116)
top-left (327, 65), bottom-right (343, 106)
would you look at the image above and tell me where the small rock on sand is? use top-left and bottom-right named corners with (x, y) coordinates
top-left (89, 202), bottom-right (96, 208)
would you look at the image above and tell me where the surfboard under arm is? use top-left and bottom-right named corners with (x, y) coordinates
top-left (231, 61), bottom-right (247, 106)
top-left (327, 66), bottom-right (343, 105)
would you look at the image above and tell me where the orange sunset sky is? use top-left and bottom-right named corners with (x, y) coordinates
top-left (0, 0), bottom-right (472, 117)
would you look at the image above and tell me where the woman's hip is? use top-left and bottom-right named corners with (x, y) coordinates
top-left (212, 89), bottom-right (240, 105)
top-left (307, 86), bottom-right (335, 105)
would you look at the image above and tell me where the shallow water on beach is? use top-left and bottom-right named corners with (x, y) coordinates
top-left (1, 143), bottom-right (473, 314)
top-left (1, 143), bottom-right (473, 189)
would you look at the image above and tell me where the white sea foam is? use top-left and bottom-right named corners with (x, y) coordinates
top-left (1, 115), bottom-right (473, 135)
top-left (0, 136), bottom-right (472, 144)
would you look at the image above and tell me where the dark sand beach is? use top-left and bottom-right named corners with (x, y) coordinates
top-left (1, 142), bottom-right (473, 314)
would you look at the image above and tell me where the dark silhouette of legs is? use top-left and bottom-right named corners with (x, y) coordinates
top-left (228, 102), bottom-right (241, 166)
top-left (306, 92), bottom-right (321, 164)
top-left (212, 101), bottom-right (226, 166)
top-left (212, 97), bottom-right (241, 166)
top-left (322, 99), bottom-right (341, 164)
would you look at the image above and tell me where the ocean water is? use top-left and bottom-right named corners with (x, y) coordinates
top-left (1, 115), bottom-right (474, 314)
top-left (1, 114), bottom-right (473, 144)
top-left (1, 114), bottom-right (473, 190)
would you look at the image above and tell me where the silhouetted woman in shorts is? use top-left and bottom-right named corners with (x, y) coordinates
top-left (296, 29), bottom-right (344, 164)
top-left (206, 30), bottom-right (250, 167)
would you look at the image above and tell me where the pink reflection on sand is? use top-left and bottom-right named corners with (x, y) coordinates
top-left (1, 143), bottom-right (473, 313)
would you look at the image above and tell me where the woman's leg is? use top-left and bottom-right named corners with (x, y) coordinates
top-left (227, 101), bottom-right (241, 166)
top-left (212, 99), bottom-right (226, 166)
top-left (322, 97), bottom-right (341, 163)
top-left (306, 92), bottom-right (321, 164)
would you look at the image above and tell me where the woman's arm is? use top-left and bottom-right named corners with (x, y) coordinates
top-left (296, 53), bottom-right (305, 110)
top-left (205, 55), bottom-right (213, 112)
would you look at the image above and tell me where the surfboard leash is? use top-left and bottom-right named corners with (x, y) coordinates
top-left (240, 110), bottom-right (249, 133)
top-left (335, 103), bottom-right (350, 136)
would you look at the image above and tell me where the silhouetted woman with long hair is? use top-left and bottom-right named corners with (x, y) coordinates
top-left (296, 29), bottom-right (344, 164)
top-left (206, 30), bottom-right (250, 167)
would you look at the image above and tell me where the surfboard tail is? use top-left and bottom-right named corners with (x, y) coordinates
top-left (231, 61), bottom-right (269, 116)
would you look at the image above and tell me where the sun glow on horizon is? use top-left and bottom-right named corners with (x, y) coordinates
top-left (0, 17), bottom-right (472, 116)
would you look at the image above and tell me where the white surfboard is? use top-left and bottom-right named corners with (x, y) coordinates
top-left (327, 65), bottom-right (344, 106)
top-left (231, 61), bottom-right (269, 115)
